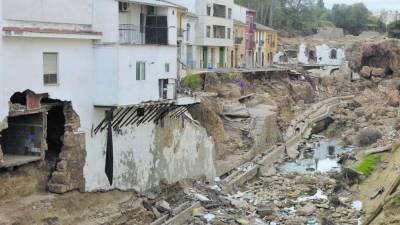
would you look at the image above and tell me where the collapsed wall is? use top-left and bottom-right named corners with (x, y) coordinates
top-left (350, 40), bottom-right (400, 78)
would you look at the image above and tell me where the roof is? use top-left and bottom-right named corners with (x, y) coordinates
top-left (158, 0), bottom-right (187, 9)
top-left (255, 23), bottom-right (278, 32)
top-left (121, 0), bottom-right (177, 8)
top-left (234, 19), bottom-right (246, 26)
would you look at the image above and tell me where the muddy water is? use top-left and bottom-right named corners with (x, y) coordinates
top-left (279, 137), bottom-right (352, 174)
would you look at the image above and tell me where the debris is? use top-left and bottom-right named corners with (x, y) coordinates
top-left (194, 193), bottom-right (211, 202)
top-left (370, 187), bottom-right (385, 200)
top-left (155, 200), bottom-right (171, 213)
top-left (236, 218), bottom-right (250, 224)
top-left (203, 213), bottom-right (215, 222)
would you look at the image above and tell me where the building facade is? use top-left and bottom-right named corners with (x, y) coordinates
top-left (228, 20), bottom-right (246, 68)
top-left (255, 23), bottom-right (278, 67)
top-left (177, 7), bottom-right (198, 77)
top-left (0, 0), bottom-right (215, 193)
top-left (169, 0), bottom-right (234, 69)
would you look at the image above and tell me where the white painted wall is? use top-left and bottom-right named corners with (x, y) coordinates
top-left (85, 113), bottom-right (216, 192)
top-left (298, 43), bottom-right (345, 66)
top-left (2, 0), bottom-right (93, 25)
top-left (0, 0), bottom-right (6, 122)
top-left (93, 0), bottom-right (119, 43)
top-left (233, 4), bottom-right (247, 24)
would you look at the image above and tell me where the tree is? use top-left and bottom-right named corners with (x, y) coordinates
top-left (388, 21), bottom-right (400, 39)
top-left (331, 3), bottom-right (370, 35)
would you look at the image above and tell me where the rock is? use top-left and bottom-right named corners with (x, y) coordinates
top-left (297, 203), bottom-right (317, 216)
top-left (371, 67), bottom-right (385, 77)
top-left (256, 207), bottom-right (274, 217)
top-left (360, 66), bottom-right (372, 78)
top-left (355, 128), bottom-right (382, 146)
top-left (155, 200), bottom-right (171, 212)
top-left (387, 91), bottom-right (400, 107)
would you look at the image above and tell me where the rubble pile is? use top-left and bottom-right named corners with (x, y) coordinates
top-left (185, 173), bottom-right (361, 225)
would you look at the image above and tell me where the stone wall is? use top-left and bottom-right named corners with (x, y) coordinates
top-left (48, 104), bottom-right (86, 193)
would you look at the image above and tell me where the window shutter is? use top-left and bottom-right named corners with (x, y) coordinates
top-left (136, 62), bottom-right (140, 80)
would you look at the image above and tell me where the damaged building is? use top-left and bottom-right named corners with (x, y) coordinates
top-left (0, 0), bottom-right (215, 193)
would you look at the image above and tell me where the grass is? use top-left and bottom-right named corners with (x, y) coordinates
top-left (356, 154), bottom-right (381, 176)
top-left (183, 74), bottom-right (201, 90)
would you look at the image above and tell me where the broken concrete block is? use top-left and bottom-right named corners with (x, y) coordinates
top-left (256, 207), bottom-right (274, 217)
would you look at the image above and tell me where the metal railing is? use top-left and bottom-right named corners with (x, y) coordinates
top-left (119, 24), bottom-right (144, 44)
top-left (119, 24), bottom-right (169, 45)
top-left (235, 37), bottom-right (243, 44)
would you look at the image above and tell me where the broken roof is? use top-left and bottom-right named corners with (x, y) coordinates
top-left (255, 23), bottom-right (278, 33)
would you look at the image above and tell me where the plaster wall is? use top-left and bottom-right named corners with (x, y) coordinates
top-left (85, 114), bottom-right (216, 192)
top-left (298, 43), bottom-right (345, 66)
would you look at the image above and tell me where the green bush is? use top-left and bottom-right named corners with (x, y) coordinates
top-left (356, 155), bottom-right (381, 176)
top-left (183, 74), bottom-right (201, 90)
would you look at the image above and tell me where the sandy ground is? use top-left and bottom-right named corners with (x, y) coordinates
top-left (0, 190), bottom-right (148, 225)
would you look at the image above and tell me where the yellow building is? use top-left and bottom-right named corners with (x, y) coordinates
top-left (255, 23), bottom-right (279, 67)
top-left (228, 20), bottom-right (246, 68)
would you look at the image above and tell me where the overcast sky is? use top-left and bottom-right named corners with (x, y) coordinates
top-left (324, 0), bottom-right (400, 12)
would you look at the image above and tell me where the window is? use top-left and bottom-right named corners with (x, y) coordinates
top-left (207, 6), bottom-right (211, 16)
top-left (227, 28), bottom-right (231, 39)
top-left (206, 26), bottom-right (211, 38)
top-left (165, 63), bottom-right (170, 72)
top-left (43, 53), bottom-right (58, 85)
top-left (136, 62), bottom-right (145, 80)
top-left (228, 8), bottom-right (232, 19)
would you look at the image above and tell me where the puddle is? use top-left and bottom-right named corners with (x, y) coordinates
top-left (279, 138), bottom-right (352, 174)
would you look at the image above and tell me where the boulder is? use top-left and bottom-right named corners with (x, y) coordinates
top-left (360, 66), bottom-right (372, 78)
top-left (387, 91), bottom-right (400, 107)
top-left (371, 67), bottom-right (386, 77)
top-left (355, 128), bottom-right (382, 146)
top-left (297, 203), bottom-right (317, 216)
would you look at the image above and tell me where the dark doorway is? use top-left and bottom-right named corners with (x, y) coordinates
top-left (46, 106), bottom-right (65, 167)
top-left (309, 50), bottom-right (317, 63)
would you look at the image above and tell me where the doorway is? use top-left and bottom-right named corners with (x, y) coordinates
top-left (46, 106), bottom-right (65, 170)
top-left (202, 47), bottom-right (208, 69)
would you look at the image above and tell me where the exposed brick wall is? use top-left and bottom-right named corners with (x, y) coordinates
top-left (48, 104), bottom-right (86, 194)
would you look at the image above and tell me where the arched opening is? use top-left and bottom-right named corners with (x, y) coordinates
top-left (330, 49), bottom-right (337, 59)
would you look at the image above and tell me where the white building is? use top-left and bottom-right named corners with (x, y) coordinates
top-left (298, 43), bottom-right (345, 66)
top-left (177, 8), bottom-right (198, 77)
top-left (169, 0), bottom-right (234, 69)
top-left (0, 0), bottom-right (215, 193)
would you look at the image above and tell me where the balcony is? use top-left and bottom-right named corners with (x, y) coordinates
top-left (119, 23), bottom-right (168, 45)
top-left (235, 37), bottom-right (243, 44)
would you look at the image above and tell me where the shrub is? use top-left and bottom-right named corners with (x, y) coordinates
top-left (356, 155), bottom-right (381, 176)
top-left (183, 74), bottom-right (201, 90)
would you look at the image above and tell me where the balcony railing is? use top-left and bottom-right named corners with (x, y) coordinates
top-left (119, 24), bottom-right (144, 44)
top-left (119, 24), bottom-right (168, 45)
top-left (235, 37), bottom-right (243, 44)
